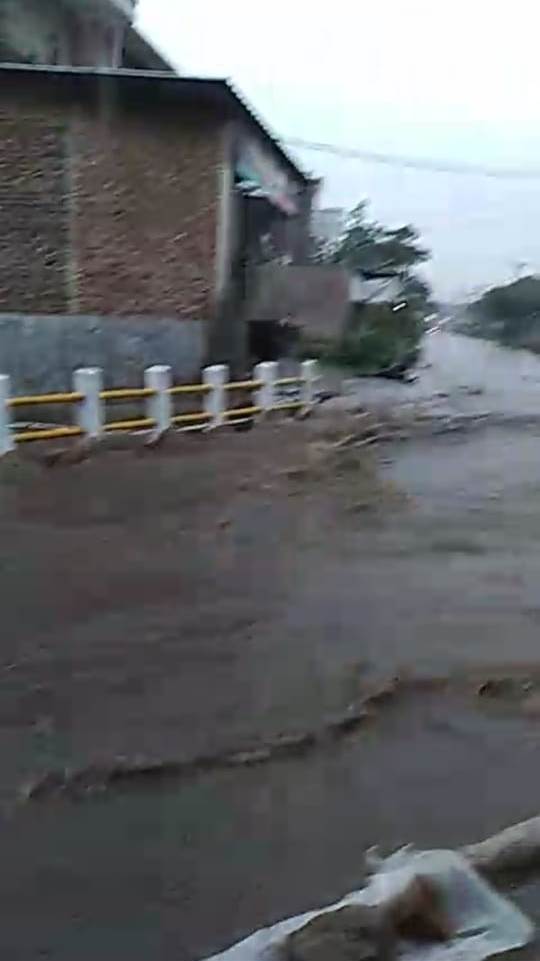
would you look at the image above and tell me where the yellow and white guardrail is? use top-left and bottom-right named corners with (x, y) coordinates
top-left (0, 359), bottom-right (318, 454)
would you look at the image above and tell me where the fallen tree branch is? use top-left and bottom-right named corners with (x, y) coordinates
top-left (463, 815), bottom-right (540, 879)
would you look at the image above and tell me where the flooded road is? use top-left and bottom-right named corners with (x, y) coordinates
top-left (341, 331), bottom-right (540, 420)
top-left (5, 334), bottom-right (540, 961)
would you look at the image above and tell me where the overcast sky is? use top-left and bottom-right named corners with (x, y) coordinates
top-left (137, 0), bottom-right (540, 299)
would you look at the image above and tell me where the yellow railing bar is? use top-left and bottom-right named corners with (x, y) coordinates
top-left (100, 388), bottom-right (155, 401)
top-left (225, 380), bottom-right (263, 391)
top-left (169, 384), bottom-right (211, 396)
top-left (14, 426), bottom-right (84, 443)
top-left (104, 418), bottom-right (155, 432)
top-left (274, 377), bottom-right (303, 387)
top-left (225, 406), bottom-right (262, 418)
top-left (271, 401), bottom-right (304, 411)
top-left (172, 412), bottom-right (211, 424)
top-left (9, 391), bottom-right (83, 408)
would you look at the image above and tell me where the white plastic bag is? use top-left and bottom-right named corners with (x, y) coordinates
top-left (202, 848), bottom-right (533, 961)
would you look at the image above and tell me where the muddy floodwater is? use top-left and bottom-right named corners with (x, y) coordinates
top-left (3, 333), bottom-right (540, 960)
top-left (342, 329), bottom-right (540, 420)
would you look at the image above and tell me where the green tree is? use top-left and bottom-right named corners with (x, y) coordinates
top-left (331, 202), bottom-right (430, 276)
top-left (402, 274), bottom-right (435, 313)
top-left (465, 276), bottom-right (540, 347)
top-left (323, 203), bottom-right (431, 374)
top-left (309, 202), bottom-right (431, 375)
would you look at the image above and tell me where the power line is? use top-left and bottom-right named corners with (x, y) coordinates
top-left (283, 136), bottom-right (540, 180)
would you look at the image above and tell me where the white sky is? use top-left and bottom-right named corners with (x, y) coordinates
top-left (137, 0), bottom-right (540, 299)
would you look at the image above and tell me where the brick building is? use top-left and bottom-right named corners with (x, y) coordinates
top-left (0, 65), bottom-right (311, 367)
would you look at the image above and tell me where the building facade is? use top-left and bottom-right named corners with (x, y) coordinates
top-left (0, 66), bottom-right (311, 368)
top-left (0, 0), bottom-right (173, 70)
top-left (311, 207), bottom-right (345, 248)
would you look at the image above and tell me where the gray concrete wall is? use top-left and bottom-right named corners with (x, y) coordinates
top-left (0, 0), bottom-right (129, 66)
top-left (0, 0), bottom-right (67, 64)
top-left (248, 264), bottom-right (349, 339)
top-left (0, 314), bottom-right (205, 394)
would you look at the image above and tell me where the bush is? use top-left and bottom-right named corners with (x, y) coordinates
top-left (463, 276), bottom-right (540, 352)
top-left (332, 304), bottom-right (423, 374)
top-left (296, 304), bottom-right (423, 376)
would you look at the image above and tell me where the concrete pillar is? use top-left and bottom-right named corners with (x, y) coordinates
top-left (74, 367), bottom-right (103, 439)
top-left (0, 375), bottom-right (14, 456)
top-left (301, 359), bottom-right (319, 410)
top-left (203, 364), bottom-right (228, 428)
top-left (254, 361), bottom-right (278, 413)
top-left (145, 365), bottom-right (172, 435)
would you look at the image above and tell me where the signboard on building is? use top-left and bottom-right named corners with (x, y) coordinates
top-left (237, 136), bottom-right (299, 216)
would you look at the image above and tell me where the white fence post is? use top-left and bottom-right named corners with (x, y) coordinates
top-left (74, 367), bottom-right (103, 439)
top-left (203, 364), bottom-right (228, 428)
top-left (254, 361), bottom-right (278, 413)
top-left (0, 375), bottom-right (14, 456)
top-left (145, 365), bottom-right (172, 435)
top-left (301, 359), bottom-right (318, 411)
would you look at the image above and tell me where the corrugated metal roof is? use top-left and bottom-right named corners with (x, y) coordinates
top-left (124, 25), bottom-right (176, 72)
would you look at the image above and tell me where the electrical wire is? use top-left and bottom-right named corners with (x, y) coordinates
top-left (283, 137), bottom-right (540, 180)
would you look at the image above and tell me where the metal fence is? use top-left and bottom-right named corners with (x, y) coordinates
top-left (0, 360), bottom-right (318, 454)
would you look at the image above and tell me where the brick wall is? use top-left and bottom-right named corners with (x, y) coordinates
top-left (0, 116), bottom-right (69, 313)
top-left (0, 85), bottom-right (223, 319)
top-left (72, 106), bottom-right (221, 317)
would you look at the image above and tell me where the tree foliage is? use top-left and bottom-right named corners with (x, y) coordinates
top-left (465, 276), bottom-right (540, 348)
top-left (310, 202), bottom-right (432, 375)
top-left (330, 202), bottom-right (430, 276)
top-left (336, 304), bottom-right (423, 374)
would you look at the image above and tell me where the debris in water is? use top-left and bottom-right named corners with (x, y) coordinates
top-left (285, 904), bottom-right (393, 961)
